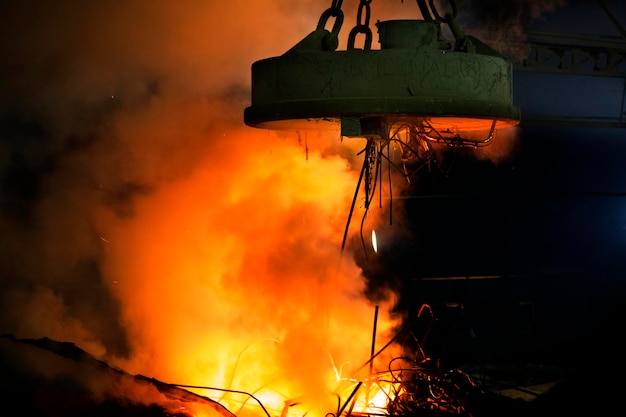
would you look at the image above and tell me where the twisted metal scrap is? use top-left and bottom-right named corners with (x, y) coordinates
top-left (352, 305), bottom-right (483, 417)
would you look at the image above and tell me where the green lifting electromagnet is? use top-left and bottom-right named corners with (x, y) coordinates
top-left (244, 0), bottom-right (522, 251)
top-left (244, 0), bottom-right (520, 147)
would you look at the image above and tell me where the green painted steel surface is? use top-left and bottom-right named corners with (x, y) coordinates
top-left (244, 20), bottom-right (520, 131)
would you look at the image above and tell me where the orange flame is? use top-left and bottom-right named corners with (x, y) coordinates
top-left (97, 127), bottom-right (401, 417)
top-left (0, 2), bottom-right (429, 415)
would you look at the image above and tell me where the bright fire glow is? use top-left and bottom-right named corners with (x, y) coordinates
top-left (0, 2), bottom-right (435, 416)
top-left (98, 126), bottom-right (401, 417)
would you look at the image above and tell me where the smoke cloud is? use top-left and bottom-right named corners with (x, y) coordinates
top-left (0, 0), bottom-right (549, 415)
top-left (0, 1), bottom-right (404, 415)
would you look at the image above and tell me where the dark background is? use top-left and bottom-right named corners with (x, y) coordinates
top-left (357, 0), bottom-right (626, 401)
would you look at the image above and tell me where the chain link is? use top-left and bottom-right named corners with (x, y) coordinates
top-left (347, 0), bottom-right (373, 50)
top-left (317, 0), bottom-right (345, 36)
top-left (316, 0), bottom-right (460, 50)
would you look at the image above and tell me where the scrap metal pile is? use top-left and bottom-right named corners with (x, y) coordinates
top-left (330, 304), bottom-right (484, 417)
top-left (367, 358), bottom-right (482, 416)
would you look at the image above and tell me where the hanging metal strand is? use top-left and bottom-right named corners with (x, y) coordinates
top-left (343, 125), bottom-right (456, 255)
top-left (359, 142), bottom-right (383, 259)
top-left (341, 148), bottom-right (368, 251)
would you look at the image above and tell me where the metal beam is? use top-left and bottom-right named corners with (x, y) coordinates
top-left (517, 31), bottom-right (626, 77)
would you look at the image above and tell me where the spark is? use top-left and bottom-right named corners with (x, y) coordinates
top-left (371, 230), bottom-right (378, 253)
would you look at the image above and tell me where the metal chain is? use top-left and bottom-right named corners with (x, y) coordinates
top-left (347, 0), bottom-right (373, 50)
top-left (317, 0), bottom-right (345, 36)
top-left (428, 0), bottom-right (457, 24)
top-left (416, 0), bottom-right (433, 21)
top-left (317, 0), bottom-right (462, 50)
top-left (427, 0), bottom-right (468, 50)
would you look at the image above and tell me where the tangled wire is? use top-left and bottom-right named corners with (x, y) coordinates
top-left (359, 304), bottom-right (483, 417)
